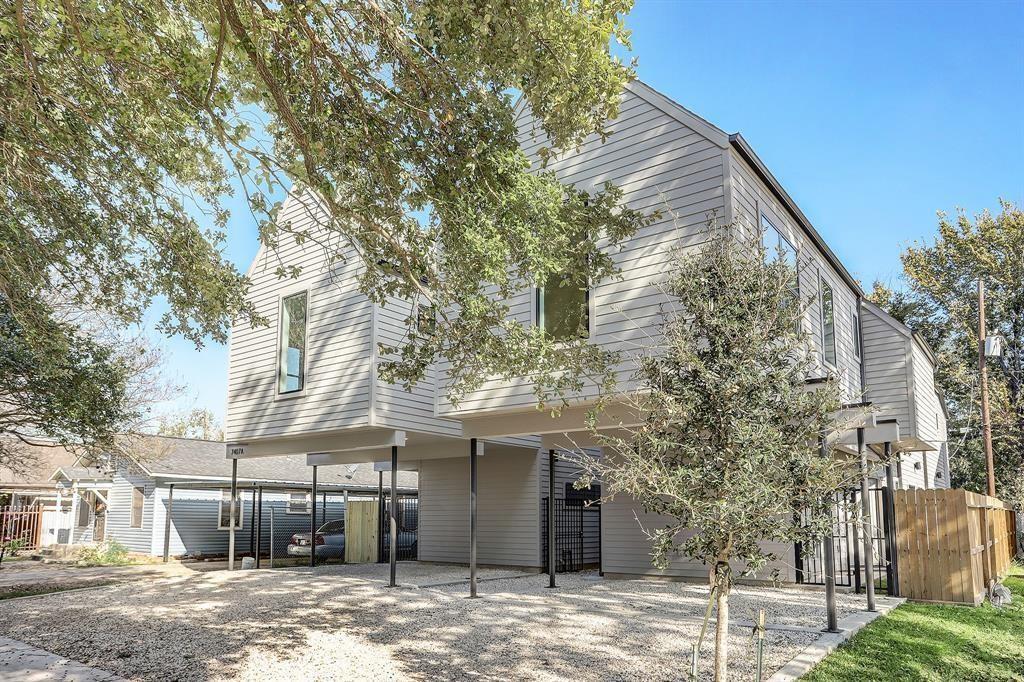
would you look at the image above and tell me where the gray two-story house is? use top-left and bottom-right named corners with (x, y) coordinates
top-left (226, 80), bottom-right (946, 583)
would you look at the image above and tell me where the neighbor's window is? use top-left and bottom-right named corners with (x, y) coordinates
top-left (130, 486), bottom-right (144, 528)
top-left (218, 490), bottom-right (243, 529)
top-left (852, 306), bottom-right (862, 359)
top-left (536, 272), bottom-right (590, 341)
top-left (287, 492), bottom-right (311, 515)
top-left (76, 492), bottom-right (91, 527)
top-left (819, 277), bottom-right (837, 366)
top-left (278, 291), bottom-right (308, 394)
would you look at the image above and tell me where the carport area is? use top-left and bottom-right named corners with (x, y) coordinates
top-left (0, 559), bottom-right (892, 681)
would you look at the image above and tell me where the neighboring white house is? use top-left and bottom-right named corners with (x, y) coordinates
top-left (224, 80), bottom-right (948, 583)
top-left (49, 435), bottom-right (417, 558)
top-left (860, 300), bottom-right (950, 489)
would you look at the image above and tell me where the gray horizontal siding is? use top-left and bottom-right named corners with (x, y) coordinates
top-left (439, 84), bottom-right (727, 417)
top-left (372, 296), bottom-right (463, 437)
top-left (729, 150), bottom-right (862, 402)
top-left (418, 447), bottom-right (540, 567)
top-left (601, 494), bottom-right (796, 582)
top-left (861, 307), bottom-right (912, 431)
top-left (104, 470), bottom-right (155, 553)
top-left (151, 486), bottom-right (350, 558)
top-left (226, 192), bottom-right (373, 441)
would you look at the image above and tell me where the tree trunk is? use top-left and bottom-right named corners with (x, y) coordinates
top-left (713, 561), bottom-right (732, 682)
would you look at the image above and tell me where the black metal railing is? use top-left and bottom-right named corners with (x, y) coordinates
top-left (541, 497), bottom-right (600, 573)
top-left (795, 486), bottom-right (897, 595)
top-left (380, 494), bottom-right (418, 562)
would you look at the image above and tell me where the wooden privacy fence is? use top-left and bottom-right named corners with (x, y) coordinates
top-left (1, 505), bottom-right (43, 551)
top-left (893, 488), bottom-right (1019, 605)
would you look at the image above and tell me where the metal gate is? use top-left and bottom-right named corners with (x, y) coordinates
top-left (795, 487), bottom-right (896, 595)
top-left (0, 505), bottom-right (43, 551)
top-left (379, 495), bottom-right (418, 562)
top-left (541, 497), bottom-right (600, 572)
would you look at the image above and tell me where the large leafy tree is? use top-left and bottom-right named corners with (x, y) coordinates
top-left (2, 1), bottom-right (647, 459)
top-left (569, 224), bottom-right (853, 681)
top-left (870, 200), bottom-right (1024, 506)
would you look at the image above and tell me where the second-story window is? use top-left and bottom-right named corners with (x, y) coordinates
top-left (278, 291), bottom-right (308, 394)
top-left (762, 215), bottom-right (800, 330)
top-left (819, 277), bottom-right (837, 367)
top-left (536, 272), bottom-right (590, 341)
top-left (761, 215), bottom-right (798, 276)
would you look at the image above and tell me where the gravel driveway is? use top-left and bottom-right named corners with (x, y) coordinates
top-left (0, 562), bottom-right (872, 681)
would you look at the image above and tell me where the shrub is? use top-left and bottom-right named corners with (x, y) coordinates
top-left (76, 540), bottom-right (132, 566)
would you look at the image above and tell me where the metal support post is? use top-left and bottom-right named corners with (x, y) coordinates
top-left (228, 459), bottom-right (237, 570)
top-left (547, 449), bottom-right (556, 588)
top-left (858, 427), bottom-right (877, 611)
top-left (389, 445), bottom-right (398, 587)
top-left (469, 438), bottom-right (478, 598)
top-left (162, 484), bottom-right (174, 563)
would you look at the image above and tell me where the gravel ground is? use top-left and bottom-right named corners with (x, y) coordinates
top-left (0, 563), bottom-right (867, 681)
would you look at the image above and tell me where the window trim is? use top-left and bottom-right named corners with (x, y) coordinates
top-left (761, 213), bottom-right (801, 330)
top-left (286, 492), bottom-right (312, 515)
top-left (217, 490), bottom-right (244, 530)
top-left (129, 486), bottom-right (145, 529)
top-left (275, 287), bottom-right (310, 399)
top-left (818, 272), bottom-right (837, 369)
top-left (852, 305), bottom-right (862, 361)
top-left (533, 275), bottom-right (594, 342)
top-left (76, 491), bottom-right (91, 528)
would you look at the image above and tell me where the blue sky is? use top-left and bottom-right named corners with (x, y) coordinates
top-left (151, 0), bottom-right (1024, 424)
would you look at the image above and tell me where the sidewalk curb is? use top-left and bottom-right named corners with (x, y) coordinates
top-left (768, 597), bottom-right (905, 681)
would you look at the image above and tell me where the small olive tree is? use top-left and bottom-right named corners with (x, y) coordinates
top-left (573, 222), bottom-right (859, 680)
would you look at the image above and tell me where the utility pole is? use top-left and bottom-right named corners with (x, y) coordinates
top-left (978, 279), bottom-right (997, 497)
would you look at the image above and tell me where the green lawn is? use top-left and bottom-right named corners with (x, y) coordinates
top-left (802, 564), bottom-right (1024, 681)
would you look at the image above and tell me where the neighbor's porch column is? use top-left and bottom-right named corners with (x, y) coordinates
top-left (228, 458), bottom-right (238, 570)
top-left (389, 445), bottom-right (398, 587)
top-left (162, 483), bottom-right (175, 563)
top-left (469, 438), bottom-right (478, 598)
top-left (857, 427), bottom-right (876, 611)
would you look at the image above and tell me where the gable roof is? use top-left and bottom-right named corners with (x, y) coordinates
top-left (0, 439), bottom-right (79, 489)
top-left (517, 79), bottom-right (863, 299)
top-left (861, 300), bottom-right (940, 370)
top-left (61, 435), bottom-right (417, 490)
top-left (862, 299), bottom-right (913, 340)
top-left (727, 133), bottom-right (863, 297)
top-left (133, 435), bottom-right (417, 489)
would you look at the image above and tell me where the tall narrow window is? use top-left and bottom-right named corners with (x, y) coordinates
top-left (761, 215), bottom-right (798, 276)
top-left (536, 273), bottom-right (590, 341)
top-left (820, 278), bottom-right (837, 366)
top-left (852, 306), bottom-right (862, 360)
top-left (218, 490), bottom-right (243, 529)
top-left (76, 492), bottom-right (91, 527)
top-left (278, 291), bottom-right (308, 393)
top-left (130, 486), bottom-right (144, 528)
top-left (762, 215), bottom-right (800, 329)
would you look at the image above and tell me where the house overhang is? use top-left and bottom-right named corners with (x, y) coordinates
top-left (459, 401), bottom-right (644, 440)
top-left (226, 428), bottom-right (407, 460)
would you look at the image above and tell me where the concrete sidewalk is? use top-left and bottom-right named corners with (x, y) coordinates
top-left (0, 637), bottom-right (124, 681)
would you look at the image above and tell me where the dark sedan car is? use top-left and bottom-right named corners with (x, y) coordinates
top-left (287, 519), bottom-right (417, 560)
top-left (287, 519), bottom-right (346, 559)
